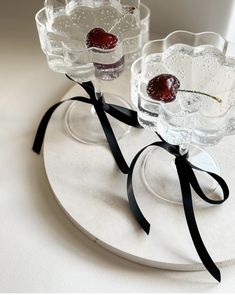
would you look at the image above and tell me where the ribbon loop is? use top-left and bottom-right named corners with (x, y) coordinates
top-left (188, 160), bottom-right (229, 205)
top-left (32, 96), bottom-right (91, 154)
top-left (127, 138), bottom-right (229, 282)
top-left (33, 75), bottom-right (229, 282)
top-left (33, 75), bottom-right (141, 174)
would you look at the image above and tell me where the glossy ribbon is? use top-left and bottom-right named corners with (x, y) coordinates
top-left (32, 75), bottom-right (141, 174)
top-left (127, 137), bottom-right (229, 282)
top-left (33, 76), bottom-right (229, 282)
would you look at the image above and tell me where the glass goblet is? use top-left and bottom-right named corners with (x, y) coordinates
top-left (132, 31), bottom-right (235, 205)
top-left (36, 0), bottom-right (144, 144)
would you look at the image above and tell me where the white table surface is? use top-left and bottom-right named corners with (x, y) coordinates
top-left (1, 0), bottom-right (235, 292)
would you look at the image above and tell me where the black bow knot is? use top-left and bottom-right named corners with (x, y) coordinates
top-left (33, 76), bottom-right (229, 283)
top-left (127, 139), bottom-right (229, 282)
top-left (33, 75), bottom-right (141, 175)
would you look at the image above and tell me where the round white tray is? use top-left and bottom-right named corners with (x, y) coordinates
top-left (43, 87), bottom-right (235, 272)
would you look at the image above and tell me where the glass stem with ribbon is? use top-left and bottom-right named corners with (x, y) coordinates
top-left (63, 39), bottom-right (132, 145)
top-left (139, 98), bottom-right (220, 206)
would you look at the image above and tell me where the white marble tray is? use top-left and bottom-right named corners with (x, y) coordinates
top-left (43, 81), bottom-right (235, 271)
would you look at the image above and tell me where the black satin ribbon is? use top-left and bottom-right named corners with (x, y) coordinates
top-left (127, 137), bottom-right (229, 282)
top-left (33, 75), bottom-right (141, 174)
top-left (33, 75), bottom-right (229, 282)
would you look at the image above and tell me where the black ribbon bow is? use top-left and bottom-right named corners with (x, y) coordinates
top-left (33, 76), bottom-right (229, 283)
top-left (127, 137), bottom-right (229, 283)
top-left (33, 75), bottom-right (141, 174)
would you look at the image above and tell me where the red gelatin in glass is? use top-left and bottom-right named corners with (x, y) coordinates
top-left (86, 28), bottom-right (118, 50)
top-left (86, 28), bottom-right (124, 80)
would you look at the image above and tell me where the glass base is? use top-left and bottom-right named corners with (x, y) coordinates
top-left (141, 145), bottom-right (220, 206)
top-left (64, 93), bottom-right (131, 145)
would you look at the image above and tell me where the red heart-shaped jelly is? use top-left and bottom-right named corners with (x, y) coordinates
top-left (86, 28), bottom-right (118, 50)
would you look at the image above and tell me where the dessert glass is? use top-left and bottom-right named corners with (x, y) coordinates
top-left (132, 31), bottom-right (235, 204)
top-left (35, 0), bottom-right (148, 144)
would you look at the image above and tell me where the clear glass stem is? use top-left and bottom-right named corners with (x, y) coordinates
top-left (179, 110), bottom-right (189, 156)
top-left (92, 77), bottom-right (102, 96)
top-left (179, 144), bottom-right (189, 156)
top-left (90, 77), bottom-right (101, 116)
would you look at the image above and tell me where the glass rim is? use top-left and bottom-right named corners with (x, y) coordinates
top-left (131, 56), bottom-right (142, 75)
top-left (140, 2), bottom-right (151, 21)
top-left (35, 1), bottom-right (149, 23)
top-left (35, 7), bottom-right (46, 25)
top-left (142, 30), bottom-right (229, 57)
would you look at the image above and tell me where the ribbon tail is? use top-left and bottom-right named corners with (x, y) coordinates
top-left (188, 161), bottom-right (229, 205)
top-left (126, 141), bottom-right (182, 235)
top-left (33, 97), bottom-right (91, 155)
top-left (94, 103), bottom-right (130, 174)
top-left (127, 142), bottom-right (170, 234)
top-left (33, 102), bottom-right (63, 154)
top-left (127, 148), bottom-right (151, 234)
top-left (105, 104), bottom-right (142, 128)
top-left (66, 75), bottom-right (132, 173)
top-left (175, 157), bottom-right (221, 283)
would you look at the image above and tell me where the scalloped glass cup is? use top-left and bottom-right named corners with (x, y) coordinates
top-left (62, 39), bottom-right (132, 144)
top-left (132, 31), bottom-right (235, 205)
top-left (125, 2), bottom-right (150, 67)
top-left (35, 0), bottom-right (144, 144)
top-left (35, 2), bottom-right (149, 72)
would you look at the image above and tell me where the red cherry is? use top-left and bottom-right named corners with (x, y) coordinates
top-left (86, 28), bottom-right (118, 50)
top-left (147, 74), bottom-right (180, 103)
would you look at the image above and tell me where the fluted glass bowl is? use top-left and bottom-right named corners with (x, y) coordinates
top-left (132, 31), bottom-right (235, 147)
top-left (35, 0), bottom-right (149, 145)
top-left (131, 31), bottom-right (235, 205)
top-left (35, 0), bottom-right (146, 81)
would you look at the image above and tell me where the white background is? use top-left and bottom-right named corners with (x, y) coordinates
top-left (1, 0), bottom-right (235, 292)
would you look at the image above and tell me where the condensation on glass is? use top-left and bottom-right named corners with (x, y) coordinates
top-left (131, 31), bottom-right (235, 147)
top-left (35, 0), bottom-right (150, 81)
